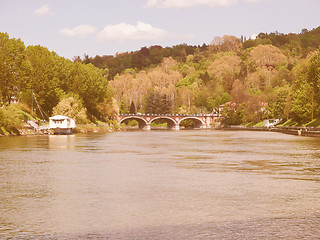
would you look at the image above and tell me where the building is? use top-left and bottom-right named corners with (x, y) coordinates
top-left (263, 119), bottom-right (280, 128)
top-left (49, 115), bottom-right (76, 134)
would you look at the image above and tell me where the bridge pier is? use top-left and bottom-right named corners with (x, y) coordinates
top-left (174, 124), bottom-right (180, 131)
top-left (146, 123), bottom-right (151, 131)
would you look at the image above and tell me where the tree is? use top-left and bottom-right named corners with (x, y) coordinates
top-left (98, 98), bottom-right (119, 120)
top-left (24, 45), bottom-right (63, 114)
top-left (52, 95), bottom-right (88, 124)
top-left (307, 49), bottom-right (320, 108)
top-left (0, 33), bottom-right (28, 105)
top-left (200, 71), bottom-right (211, 85)
top-left (129, 101), bottom-right (136, 114)
top-left (266, 88), bottom-right (290, 119)
top-left (145, 91), bottom-right (171, 114)
top-left (249, 45), bottom-right (287, 69)
top-left (209, 35), bottom-right (242, 53)
top-left (291, 81), bottom-right (314, 123)
top-left (208, 55), bottom-right (242, 92)
top-left (221, 103), bottom-right (245, 126)
top-left (69, 62), bottom-right (111, 117)
top-left (290, 48), bottom-right (320, 122)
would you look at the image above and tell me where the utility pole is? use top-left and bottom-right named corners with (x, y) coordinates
top-left (312, 91), bottom-right (314, 121)
top-left (31, 89), bottom-right (33, 116)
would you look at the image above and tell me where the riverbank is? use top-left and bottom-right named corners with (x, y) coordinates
top-left (2, 124), bottom-right (320, 138)
top-left (222, 125), bottom-right (320, 137)
top-left (0, 123), bottom-right (117, 137)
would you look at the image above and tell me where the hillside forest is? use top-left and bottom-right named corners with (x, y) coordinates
top-left (1, 26), bottom-right (320, 133)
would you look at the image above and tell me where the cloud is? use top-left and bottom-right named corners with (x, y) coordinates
top-left (97, 21), bottom-right (168, 41)
top-left (60, 25), bottom-right (97, 38)
top-left (145, 0), bottom-right (238, 8)
top-left (34, 4), bottom-right (55, 16)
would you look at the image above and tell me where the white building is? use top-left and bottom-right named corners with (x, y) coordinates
top-left (263, 119), bottom-right (280, 128)
top-left (49, 115), bottom-right (76, 134)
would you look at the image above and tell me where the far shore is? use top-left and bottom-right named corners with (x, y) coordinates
top-left (2, 124), bottom-right (320, 138)
top-left (222, 125), bottom-right (320, 137)
top-left (0, 123), bottom-right (116, 137)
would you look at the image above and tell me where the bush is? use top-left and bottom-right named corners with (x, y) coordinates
top-left (0, 105), bottom-right (25, 134)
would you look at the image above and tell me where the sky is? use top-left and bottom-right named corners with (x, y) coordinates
top-left (1, 0), bottom-right (320, 59)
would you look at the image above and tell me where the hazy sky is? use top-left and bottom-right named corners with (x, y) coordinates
top-left (1, 0), bottom-right (319, 59)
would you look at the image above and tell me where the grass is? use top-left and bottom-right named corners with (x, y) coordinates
top-left (150, 122), bottom-right (167, 127)
top-left (20, 110), bottom-right (36, 121)
top-left (254, 121), bottom-right (264, 127)
top-left (303, 118), bottom-right (320, 127)
top-left (277, 119), bottom-right (298, 127)
top-left (0, 126), bottom-right (9, 136)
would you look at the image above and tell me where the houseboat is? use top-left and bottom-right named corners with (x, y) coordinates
top-left (49, 115), bottom-right (76, 134)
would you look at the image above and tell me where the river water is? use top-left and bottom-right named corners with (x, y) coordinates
top-left (0, 130), bottom-right (319, 239)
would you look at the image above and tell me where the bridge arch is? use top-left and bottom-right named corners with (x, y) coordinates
top-left (178, 117), bottom-right (205, 129)
top-left (149, 116), bottom-right (177, 130)
top-left (119, 116), bottom-right (148, 130)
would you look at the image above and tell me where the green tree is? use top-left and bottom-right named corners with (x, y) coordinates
top-left (291, 81), bottom-right (313, 123)
top-left (213, 92), bottom-right (231, 109)
top-left (291, 48), bottom-right (320, 122)
top-left (69, 62), bottom-right (111, 117)
top-left (52, 95), bottom-right (88, 124)
top-left (0, 33), bottom-right (28, 105)
top-left (145, 92), bottom-right (171, 114)
top-left (129, 101), bottom-right (136, 114)
top-left (266, 88), bottom-right (290, 119)
top-left (221, 104), bottom-right (245, 126)
top-left (24, 45), bottom-right (63, 115)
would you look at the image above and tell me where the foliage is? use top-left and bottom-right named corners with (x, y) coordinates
top-left (79, 44), bottom-right (208, 80)
top-left (145, 91), bottom-right (172, 114)
top-left (221, 104), bottom-right (245, 126)
top-left (291, 48), bottom-right (320, 123)
top-left (0, 105), bottom-right (25, 134)
top-left (1, 26), bottom-right (320, 129)
top-left (129, 101), bottom-right (136, 114)
top-left (0, 34), bottom-right (115, 123)
top-left (0, 33), bottom-right (27, 105)
top-left (52, 95), bottom-right (88, 124)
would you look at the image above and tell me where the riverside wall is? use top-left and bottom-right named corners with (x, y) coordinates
top-left (222, 126), bottom-right (320, 137)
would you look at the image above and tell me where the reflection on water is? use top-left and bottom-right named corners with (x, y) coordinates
top-left (0, 131), bottom-right (320, 239)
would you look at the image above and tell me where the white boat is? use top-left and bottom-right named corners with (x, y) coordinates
top-left (49, 115), bottom-right (76, 135)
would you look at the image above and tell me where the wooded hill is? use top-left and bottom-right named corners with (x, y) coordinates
top-left (84, 26), bottom-right (320, 126)
top-left (81, 27), bottom-right (320, 80)
top-left (1, 26), bottom-right (320, 134)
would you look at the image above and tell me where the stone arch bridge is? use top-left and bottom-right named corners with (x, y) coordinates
top-left (119, 113), bottom-right (218, 130)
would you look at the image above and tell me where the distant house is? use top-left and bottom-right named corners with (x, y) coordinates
top-left (263, 119), bottom-right (280, 127)
top-left (49, 115), bottom-right (76, 134)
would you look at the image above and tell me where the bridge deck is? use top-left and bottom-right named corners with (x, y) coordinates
top-left (119, 113), bottom-right (218, 117)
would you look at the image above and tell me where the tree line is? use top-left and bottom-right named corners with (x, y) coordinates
top-left (1, 26), bottom-right (320, 134)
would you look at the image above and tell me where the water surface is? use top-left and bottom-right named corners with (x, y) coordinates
top-left (0, 130), bottom-right (319, 239)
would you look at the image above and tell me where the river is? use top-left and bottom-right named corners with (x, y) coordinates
top-left (0, 130), bottom-right (319, 239)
